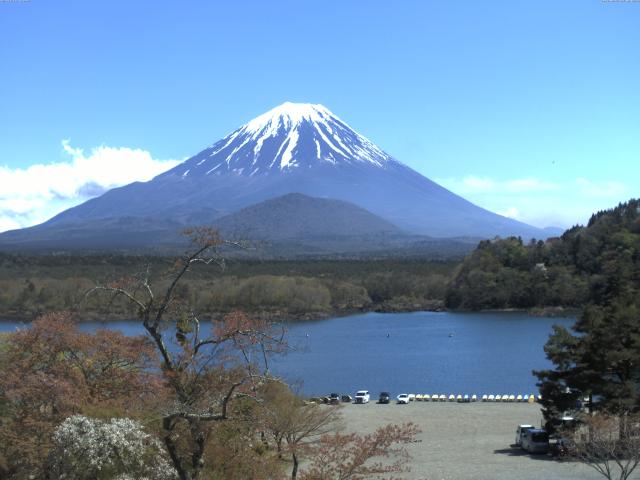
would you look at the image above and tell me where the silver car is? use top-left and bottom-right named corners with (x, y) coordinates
top-left (521, 429), bottom-right (549, 454)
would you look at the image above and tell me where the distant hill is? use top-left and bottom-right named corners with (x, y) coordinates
top-left (213, 193), bottom-right (402, 240)
top-left (0, 193), bottom-right (478, 259)
top-left (0, 216), bottom-right (185, 252)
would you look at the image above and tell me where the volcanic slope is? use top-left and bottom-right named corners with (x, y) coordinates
top-left (0, 102), bottom-right (553, 250)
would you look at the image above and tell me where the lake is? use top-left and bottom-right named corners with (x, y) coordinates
top-left (0, 311), bottom-right (574, 397)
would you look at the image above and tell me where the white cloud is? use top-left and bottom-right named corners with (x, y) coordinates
top-left (0, 141), bottom-right (180, 233)
top-left (504, 178), bottom-right (558, 193)
top-left (439, 176), bottom-right (559, 194)
top-left (460, 176), bottom-right (496, 193)
top-left (498, 206), bottom-right (520, 219)
top-left (575, 177), bottom-right (627, 198)
top-left (0, 217), bottom-right (21, 233)
top-left (437, 175), bottom-right (632, 229)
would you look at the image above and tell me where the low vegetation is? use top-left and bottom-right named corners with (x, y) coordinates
top-left (0, 255), bottom-right (456, 321)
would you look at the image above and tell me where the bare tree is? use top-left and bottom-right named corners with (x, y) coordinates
top-left (300, 422), bottom-right (420, 480)
top-left (86, 228), bottom-right (286, 480)
top-left (567, 413), bottom-right (640, 480)
top-left (260, 380), bottom-right (342, 479)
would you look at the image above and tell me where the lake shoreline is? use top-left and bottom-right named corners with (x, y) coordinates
top-left (0, 302), bottom-right (579, 324)
top-left (0, 298), bottom-right (446, 323)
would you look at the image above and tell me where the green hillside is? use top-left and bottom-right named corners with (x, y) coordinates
top-left (445, 199), bottom-right (640, 311)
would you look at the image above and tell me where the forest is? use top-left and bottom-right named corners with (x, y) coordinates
top-left (445, 199), bottom-right (640, 312)
top-left (531, 200), bottom-right (640, 427)
top-left (0, 255), bottom-right (456, 321)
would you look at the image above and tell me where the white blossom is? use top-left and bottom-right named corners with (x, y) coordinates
top-left (50, 415), bottom-right (177, 480)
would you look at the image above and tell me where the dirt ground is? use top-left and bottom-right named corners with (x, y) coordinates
top-left (338, 401), bottom-right (607, 480)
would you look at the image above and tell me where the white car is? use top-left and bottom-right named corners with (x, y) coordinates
top-left (354, 390), bottom-right (370, 404)
top-left (397, 393), bottom-right (410, 404)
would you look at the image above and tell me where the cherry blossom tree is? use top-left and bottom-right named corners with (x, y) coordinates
top-left (86, 228), bottom-right (286, 480)
top-left (300, 423), bottom-right (421, 480)
top-left (0, 312), bottom-right (157, 478)
top-left (48, 415), bottom-right (177, 480)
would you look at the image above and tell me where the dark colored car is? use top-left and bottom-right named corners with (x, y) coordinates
top-left (329, 393), bottom-right (341, 405)
top-left (550, 438), bottom-right (571, 458)
top-left (378, 392), bottom-right (391, 404)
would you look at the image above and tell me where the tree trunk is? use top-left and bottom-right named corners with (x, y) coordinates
top-left (190, 422), bottom-right (206, 480)
top-left (164, 432), bottom-right (188, 480)
top-left (291, 451), bottom-right (299, 480)
top-left (277, 437), bottom-right (283, 458)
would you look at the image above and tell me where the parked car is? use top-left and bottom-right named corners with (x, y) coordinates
top-left (521, 428), bottom-right (549, 454)
top-left (515, 424), bottom-right (534, 446)
top-left (354, 390), bottom-right (370, 404)
top-left (328, 393), bottom-right (340, 405)
top-left (397, 393), bottom-right (410, 404)
top-left (378, 392), bottom-right (391, 404)
top-left (341, 395), bottom-right (352, 403)
top-left (550, 437), bottom-right (572, 458)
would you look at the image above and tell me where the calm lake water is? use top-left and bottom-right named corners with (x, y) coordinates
top-left (0, 311), bottom-right (574, 397)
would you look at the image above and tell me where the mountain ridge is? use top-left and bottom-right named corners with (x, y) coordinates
top-left (0, 102), bottom-right (556, 251)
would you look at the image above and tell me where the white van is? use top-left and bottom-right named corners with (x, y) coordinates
top-left (521, 429), bottom-right (549, 454)
top-left (354, 390), bottom-right (370, 404)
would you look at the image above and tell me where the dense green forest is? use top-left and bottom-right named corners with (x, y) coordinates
top-left (445, 199), bottom-right (640, 311)
top-left (530, 200), bottom-right (640, 426)
top-left (0, 255), bottom-right (457, 320)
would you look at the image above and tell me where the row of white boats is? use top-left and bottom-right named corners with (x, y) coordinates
top-left (410, 394), bottom-right (541, 403)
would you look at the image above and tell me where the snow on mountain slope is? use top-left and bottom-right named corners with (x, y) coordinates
top-left (0, 102), bottom-right (556, 248)
top-left (160, 102), bottom-right (392, 178)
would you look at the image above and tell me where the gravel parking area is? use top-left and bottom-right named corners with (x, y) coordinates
top-left (339, 401), bottom-right (604, 480)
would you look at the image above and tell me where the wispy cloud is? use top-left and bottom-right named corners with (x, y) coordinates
top-left (0, 141), bottom-right (180, 233)
top-left (437, 175), bottom-right (631, 228)
top-left (575, 177), bottom-right (627, 198)
top-left (441, 176), bottom-right (560, 194)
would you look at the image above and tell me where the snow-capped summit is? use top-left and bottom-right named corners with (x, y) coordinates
top-left (243, 102), bottom-right (337, 132)
top-left (0, 102), bottom-right (558, 249)
top-left (166, 102), bottom-right (392, 178)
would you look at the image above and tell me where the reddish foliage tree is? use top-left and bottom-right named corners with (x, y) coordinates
top-left (85, 228), bottom-right (287, 480)
top-left (0, 311), bottom-right (159, 478)
top-left (299, 423), bottom-right (421, 480)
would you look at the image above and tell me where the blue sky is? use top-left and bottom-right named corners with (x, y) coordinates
top-left (0, 0), bottom-right (638, 231)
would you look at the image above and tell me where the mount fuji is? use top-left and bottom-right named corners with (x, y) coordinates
top-left (0, 102), bottom-right (556, 252)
